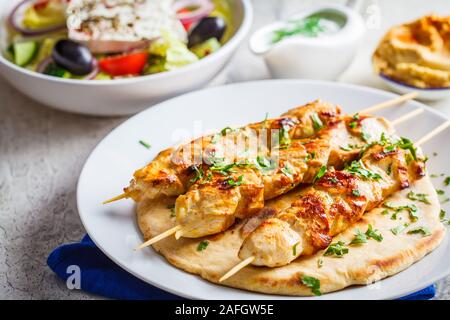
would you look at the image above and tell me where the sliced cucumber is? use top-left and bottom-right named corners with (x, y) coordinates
top-left (13, 41), bottom-right (38, 67)
top-left (190, 38), bottom-right (221, 59)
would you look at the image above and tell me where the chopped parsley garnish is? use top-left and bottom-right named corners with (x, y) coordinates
top-left (407, 226), bottom-right (431, 237)
top-left (329, 177), bottom-right (338, 184)
top-left (227, 175), bottom-right (244, 187)
top-left (221, 127), bottom-right (233, 135)
top-left (279, 124), bottom-right (292, 148)
top-left (311, 112), bottom-right (323, 131)
top-left (340, 144), bottom-right (360, 152)
top-left (350, 224), bottom-right (382, 244)
top-left (139, 140), bottom-right (151, 149)
top-left (383, 144), bottom-right (397, 153)
top-left (292, 242), bottom-right (300, 256)
top-left (445, 177), bottom-right (450, 186)
top-left (381, 209), bottom-right (389, 215)
top-left (397, 137), bottom-right (417, 161)
top-left (384, 202), bottom-right (419, 222)
top-left (190, 165), bottom-right (204, 183)
top-left (313, 166), bottom-right (327, 183)
top-left (437, 189), bottom-right (445, 195)
top-left (350, 229), bottom-right (367, 245)
top-left (340, 145), bottom-right (352, 151)
top-left (210, 133), bottom-right (221, 144)
top-left (391, 223), bottom-right (410, 235)
top-left (324, 241), bottom-right (349, 257)
top-left (167, 204), bottom-right (176, 217)
top-left (281, 165), bottom-right (294, 179)
top-left (349, 121), bottom-right (358, 129)
top-left (361, 129), bottom-right (371, 142)
top-left (387, 164), bottom-right (392, 176)
top-left (407, 191), bottom-right (431, 205)
top-left (365, 224), bottom-right (383, 242)
top-left (300, 275), bottom-right (322, 296)
top-left (273, 15), bottom-right (325, 44)
top-left (439, 210), bottom-right (450, 225)
top-left (200, 172), bottom-right (213, 184)
top-left (210, 162), bottom-right (237, 175)
top-left (197, 240), bottom-right (209, 251)
top-left (317, 259), bottom-right (323, 268)
top-left (345, 160), bottom-right (382, 180)
top-left (352, 189), bottom-right (361, 197)
top-left (255, 155), bottom-right (276, 173)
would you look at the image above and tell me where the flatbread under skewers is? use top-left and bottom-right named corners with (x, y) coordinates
top-left (137, 175), bottom-right (445, 296)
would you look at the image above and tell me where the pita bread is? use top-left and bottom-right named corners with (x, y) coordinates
top-left (137, 175), bottom-right (445, 296)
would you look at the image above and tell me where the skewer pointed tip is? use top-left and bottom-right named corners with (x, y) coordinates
top-left (219, 256), bottom-right (255, 282)
top-left (134, 225), bottom-right (182, 250)
top-left (102, 193), bottom-right (129, 204)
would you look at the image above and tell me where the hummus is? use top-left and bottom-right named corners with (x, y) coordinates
top-left (373, 15), bottom-right (450, 88)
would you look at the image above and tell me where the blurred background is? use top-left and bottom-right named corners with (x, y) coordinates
top-left (1, 0), bottom-right (449, 299)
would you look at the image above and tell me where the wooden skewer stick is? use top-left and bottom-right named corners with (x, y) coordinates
top-left (218, 120), bottom-right (449, 281)
top-left (132, 112), bottom-right (427, 250)
top-left (360, 92), bottom-right (418, 114)
top-left (391, 108), bottom-right (424, 126)
top-left (103, 192), bottom-right (130, 204)
top-left (416, 120), bottom-right (450, 146)
top-left (134, 225), bottom-right (182, 250)
top-left (219, 257), bottom-right (255, 282)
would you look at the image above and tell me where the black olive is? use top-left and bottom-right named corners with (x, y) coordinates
top-left (52, 40), bottom-right (94, 75)
top-left (188, 17), bottom-right (227, 48)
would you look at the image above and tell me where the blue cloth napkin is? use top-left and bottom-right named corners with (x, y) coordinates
top-left (48, 235), bottom-right (435, 300)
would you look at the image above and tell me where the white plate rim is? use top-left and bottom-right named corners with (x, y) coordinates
top-left (76, 79), bottom-right (450, 300)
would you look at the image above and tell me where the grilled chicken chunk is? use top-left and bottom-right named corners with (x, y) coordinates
top-left (174, 114), bottom-right (395, 238)
top-left (239, 143), bottom-right (426, 267)
top-left (123, 100), bottom-right (341, 202)
top-left (175, 138), bottom-right (331, 238)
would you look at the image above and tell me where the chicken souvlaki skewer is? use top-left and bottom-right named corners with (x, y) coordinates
top-left (104, 92), bottom-right (417, 205)
top-left (104, 100), bottom-right (342, 204)
top-left (219, 121), bottom-right (450, 282)
top-left (172, 114), bottom-right (395, 240)
top-left (136, 109), bottom-right (423, 248)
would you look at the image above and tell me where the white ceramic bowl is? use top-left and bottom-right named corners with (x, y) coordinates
top-left (0, 0), bottom-right (253, 116)
top-left (249, 4), bottom-right (365, 80)
top-left (379, 74), bottom-right (450, 101)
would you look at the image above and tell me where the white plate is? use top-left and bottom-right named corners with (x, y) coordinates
top-left (77, 80), bottom-right (450, 300)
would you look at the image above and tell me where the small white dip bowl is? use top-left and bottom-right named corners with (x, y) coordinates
top-left (249, 4), bottom-right (365, 81)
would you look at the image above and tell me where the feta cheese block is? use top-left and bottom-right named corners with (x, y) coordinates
top-left (66, 0), bottom-right (187, 53)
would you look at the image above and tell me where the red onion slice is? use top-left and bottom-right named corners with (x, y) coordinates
top-left (85, 59), bottom-right (99, 80)
top-left (37, 57), bottom-right (100, 80)
top-left (174, 0), bottom-right (214, 25)
top-left (36, 56), bottom-right (53, 73)
top-left (9, 0), bottom-right (67, 36)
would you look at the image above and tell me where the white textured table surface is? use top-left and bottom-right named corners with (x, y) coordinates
top-left (1, 0), bottom-right (449, 299)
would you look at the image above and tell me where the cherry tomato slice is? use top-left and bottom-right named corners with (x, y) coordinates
top-left (98, 52), bottom-right (148, 76)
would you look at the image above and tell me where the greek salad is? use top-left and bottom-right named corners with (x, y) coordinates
top-left (4, 0), bottom-right (232, 80)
